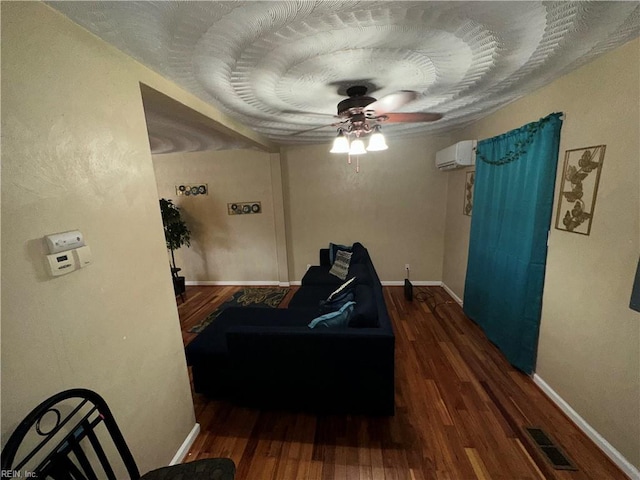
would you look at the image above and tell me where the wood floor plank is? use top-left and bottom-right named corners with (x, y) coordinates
top-left (465, 447), bottom-right (492, 480)
top-left (175, 285), bottom-right (629, 479)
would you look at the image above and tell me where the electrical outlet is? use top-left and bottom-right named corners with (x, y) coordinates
top-left (405, 264), bottom-right (410, 271)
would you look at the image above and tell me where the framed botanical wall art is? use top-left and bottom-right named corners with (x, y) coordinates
top-left (463, 170), bottom-right (474, 216)
top-left (555, 145), bottom-right (605, 235)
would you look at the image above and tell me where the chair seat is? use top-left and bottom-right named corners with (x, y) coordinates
top-left (141, 458), bottom-right (235, 480)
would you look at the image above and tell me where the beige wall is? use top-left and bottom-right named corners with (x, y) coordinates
top-left (441, 164), bottom-right (474, 299)
top-left (0, 3), bottom-right (230, 472)
top-left (282, 135), bottom-right (452, 282)
top-left (154, 133), bottom-right (456, 285)
top-left (442, 39), bottom-right (640, 469)
top-left (4, 0), bottom-right (637, 473)
top-left (153, 149), bottom-right (283, 283)
top-left (154, 134), bottom-right (454, 286)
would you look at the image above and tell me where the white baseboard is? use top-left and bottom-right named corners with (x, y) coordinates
top-left (185, 280), bottom-right (281, 286)
top-left (170, 423), bottom-right (200, 465)
top-left (441, 282), bottom-right (463, 306)
top-left (291, 280), bottom-right (442, 287)
top-left (199, 280), bottom-right (446, 288)
top-left (533, 374), bottom-right (639, 480)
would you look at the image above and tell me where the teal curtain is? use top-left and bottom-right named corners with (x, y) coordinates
top-left (463, 113), bottom-right (563, 374)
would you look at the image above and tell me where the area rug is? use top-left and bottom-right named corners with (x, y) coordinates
top-left (189, 287), bottom-right (289, 333)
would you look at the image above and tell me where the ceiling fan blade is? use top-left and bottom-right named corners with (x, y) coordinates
top-left (364, 90), bottom-right (418, 115)
top-left (283, 110), bottom-right (340, 119)
top-left (290, 123), bottom-right (338, 136)
top-left (381, 112), bottom-right (443, 123)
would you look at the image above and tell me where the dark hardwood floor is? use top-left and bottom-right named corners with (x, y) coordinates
top-left (176, 285), bottom-right (627, 479)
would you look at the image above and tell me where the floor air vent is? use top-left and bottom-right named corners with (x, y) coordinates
top-left (525, 427), bottom-right (577, 471)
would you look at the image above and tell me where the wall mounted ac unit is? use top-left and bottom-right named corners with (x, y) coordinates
top-left (435, 140), bottom-right (477, 171)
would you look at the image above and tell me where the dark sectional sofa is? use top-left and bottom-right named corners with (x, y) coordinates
top-left (185, 242), bottom-right (395, 415)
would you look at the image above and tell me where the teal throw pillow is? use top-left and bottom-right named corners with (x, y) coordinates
top-left (308, 301), bottom-right (356, 329)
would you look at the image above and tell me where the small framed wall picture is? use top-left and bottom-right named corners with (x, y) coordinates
top-left (176, 184), bottom-right (208, 196)
top-left (228, 201), bottom-right (261, 215)
top-left (555, 145), bottom-right (605, 235)
top-left (463, 170), bottom-right (474, 216)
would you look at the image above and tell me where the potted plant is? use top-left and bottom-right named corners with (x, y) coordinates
top-left (159, 198), bottom-right (191, 297)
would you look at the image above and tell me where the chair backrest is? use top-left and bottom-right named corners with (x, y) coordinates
top-left (1, 388), bottom-right (141, 480)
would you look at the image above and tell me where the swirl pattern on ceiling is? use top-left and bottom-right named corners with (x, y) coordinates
top-left (50, 1), bottom-right (639, 148)
top-left (144, 110), bottom-right (260, 155)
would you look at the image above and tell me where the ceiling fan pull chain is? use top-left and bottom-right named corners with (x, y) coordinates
top-left (347, 153), bottom-right (352, 164)
top-left (356, 156), bottom-right (360, 173)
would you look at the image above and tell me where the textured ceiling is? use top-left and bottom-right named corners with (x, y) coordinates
top-left (143, 108), bottom-right (258, 154)
top-left (140, 85), bottom-right (261, 154)
top-left (50, 1), bottom-right (639, 152)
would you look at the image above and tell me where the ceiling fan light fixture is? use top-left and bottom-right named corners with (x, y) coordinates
top-left (349, 138), bottom-right (367, 155)
top-left (366, 130), bottom-right (388, 151)
top-left (330, 131), bottom-right (350, 153)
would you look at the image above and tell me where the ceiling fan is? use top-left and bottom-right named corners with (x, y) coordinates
top-left (290, 85), bottom-right (443, 139)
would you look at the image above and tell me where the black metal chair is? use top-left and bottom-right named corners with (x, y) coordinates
top-left (0, 388), bottom-right (235, 480)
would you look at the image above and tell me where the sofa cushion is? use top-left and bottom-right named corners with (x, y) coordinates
top-left (327, 277), bottom-right (357, 300)
top-left (308, 301), bottom-right (355, 329)
top-left (185, 306), bottom-right (315, 365)
top-left (350, 285), bottom-right (379, 328)
top-left (302, 264), bottom-right (372, 286)
top-left (329, 250), bottom-right (352, 280)
top-left (319, 248), bottom-right (331, 267)
top-left (348, 264), bottom-right (373, 286)
top-left (288, 285), bottom-right (335, 309)
top-left (350, 242), bottom-right (368, 264)
top-left (301, 266), bottom-right (340, 286)
top-left (319, 291), bottom-right (354, 315)
top-left (329, 243), bottom-right (352, 264)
